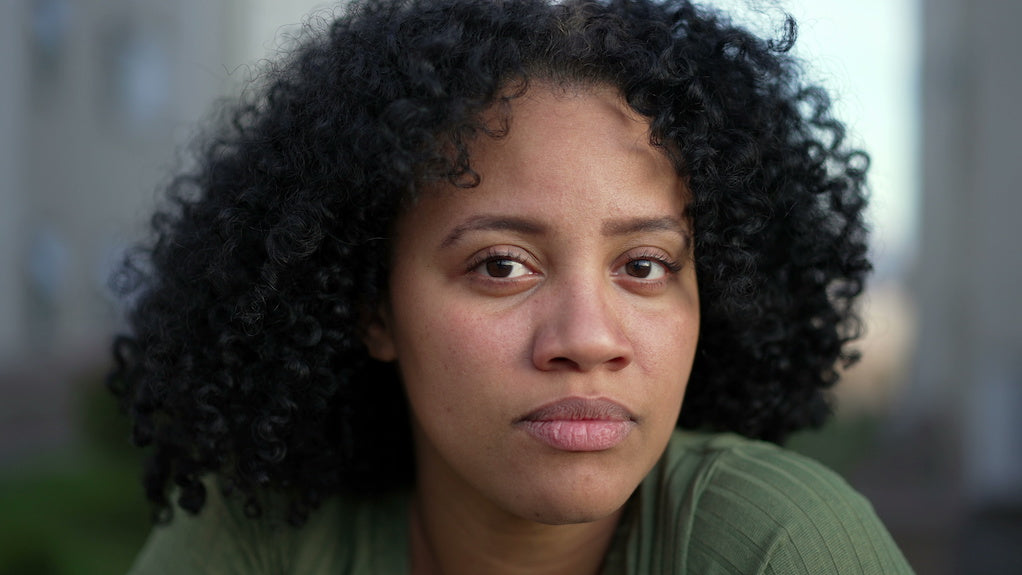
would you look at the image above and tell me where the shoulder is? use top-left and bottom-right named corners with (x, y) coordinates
top-left (625, 431), bottom-right (914, 574)
top-left (661, 431), bottom-right (870, 519)
top-left (127, 481), bottom-right (408, 575)
top-left (127, 481), bottom-right (297, 575)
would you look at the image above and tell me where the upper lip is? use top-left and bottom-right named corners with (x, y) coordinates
top-left (517, 397), bottom-right (635, 423)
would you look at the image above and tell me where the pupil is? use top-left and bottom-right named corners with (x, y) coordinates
top-left (628, 260), bottom-right (652, 278)
top-left (487, 260), bottom-right (514, 278)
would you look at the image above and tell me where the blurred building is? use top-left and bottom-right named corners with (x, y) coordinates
top-left (0, 0), bottom-right (326, 458)
top-left (898, 0), bottom-right (1022, 572)
top-left (1, 0), bottom-right (246, 368)
top-left (916, 0), bottom-right (1022, 509)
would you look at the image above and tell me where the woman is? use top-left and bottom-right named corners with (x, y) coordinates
top-left (110, 0), bottom-right (914, 572)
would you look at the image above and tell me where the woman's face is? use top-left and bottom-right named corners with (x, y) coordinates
top-left (365, 85), bottom-right (699, 524)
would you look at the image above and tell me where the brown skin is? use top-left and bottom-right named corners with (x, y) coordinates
top-left (365, 85), bottom-right (700, 575)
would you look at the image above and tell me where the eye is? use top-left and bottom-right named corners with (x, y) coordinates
top-left (466, 247), bottom-right (538, 281)
top-left (622, 259), bottom-right (668, 280)
top-left (479, 258), bottom-right (531, 279)
top-left (613, 250), bottom-right (683, 284)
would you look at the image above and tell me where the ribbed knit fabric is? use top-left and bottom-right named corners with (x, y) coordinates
top-left (601, 432), bottom-right (914, 574)
top-left (129, 431), bottom-right (913, 574)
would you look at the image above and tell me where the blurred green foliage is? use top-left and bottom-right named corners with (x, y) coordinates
top-left (0, 372), bottom-right (150, 575)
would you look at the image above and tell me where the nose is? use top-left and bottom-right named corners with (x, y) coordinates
top-left (531, 278), bottom-right (634, 372)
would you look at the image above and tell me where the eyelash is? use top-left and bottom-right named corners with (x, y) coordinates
top-left (465, 248), bottom-right (535, 276)
top-left (628, 250), bottom-right (684, 275)
top-left (464, 248), bottom-right (684, 279)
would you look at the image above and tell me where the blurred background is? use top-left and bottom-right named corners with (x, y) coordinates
top-left (0, 0), bottom-right (1019, 573)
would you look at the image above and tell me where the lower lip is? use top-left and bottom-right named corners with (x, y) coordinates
top-left (518, 420), bottom-right (635, 452)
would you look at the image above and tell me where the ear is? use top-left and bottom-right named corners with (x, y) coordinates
top-left (362, 304), bottom-right (397, 362)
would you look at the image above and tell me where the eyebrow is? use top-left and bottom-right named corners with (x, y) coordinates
top-left (601, 216), bottom-right (689, 239)
top-left (440, 216), bottom-right (548, 248)
top-left (440, 214), bottom-right (690, 248)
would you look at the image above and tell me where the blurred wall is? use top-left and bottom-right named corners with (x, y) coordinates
top-left (914, 0), bottom-right (1022, 509)
top-left (898, 0), bottom-right (1022, 571)
top-left (0, 0), bottom-right (258, 459)
top-left (1, 0), bottom-right (241, 366)
top-left (0, 0), bottom-right (331, 365)
top-left (0, 0), bottom-right (335, 460)
top-left (0, 1), bottom-right (29, 367)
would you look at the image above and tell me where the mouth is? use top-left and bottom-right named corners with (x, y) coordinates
top-left (514, 397), bottom-right (637, 452)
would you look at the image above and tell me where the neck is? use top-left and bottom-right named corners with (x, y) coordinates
top-left (408, 441), bottom-right (624, 575)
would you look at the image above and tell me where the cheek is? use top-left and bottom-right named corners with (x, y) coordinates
top-left (631, 301), bottom-right (699, 400)
top-left (392, 296), bottom-right (529, 412)
top-left (419, 304), bottom-right (523, 369)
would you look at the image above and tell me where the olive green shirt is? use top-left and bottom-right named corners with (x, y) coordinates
top-left (129, 431), bottom-right (914, 574)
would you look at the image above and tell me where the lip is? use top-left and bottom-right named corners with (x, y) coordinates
top-left (514, 397), bottom-right (636, 452)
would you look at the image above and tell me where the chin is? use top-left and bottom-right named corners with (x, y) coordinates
top-left (505, 469), bottom-right (639, 525)
top-left (529, 506), bottom-right (624, 526)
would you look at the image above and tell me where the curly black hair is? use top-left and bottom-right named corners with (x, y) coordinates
top-left (109, 0), bottom-right (870, 525)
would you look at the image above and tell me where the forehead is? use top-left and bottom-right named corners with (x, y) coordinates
top-left (472, 83), bottom-right (665, 177)
top-left (395, 84), bottom-right (687, 243)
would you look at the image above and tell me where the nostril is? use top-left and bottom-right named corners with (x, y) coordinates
top-left (549, 356), bottom-right (577, 369)
top-left (543, 354), bottom-right (630, 372)
top-left (605, 356), bottom-right (630, 371)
